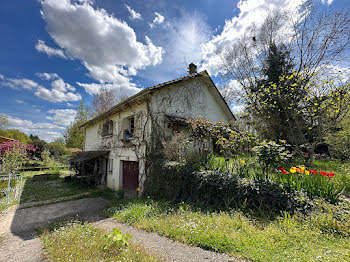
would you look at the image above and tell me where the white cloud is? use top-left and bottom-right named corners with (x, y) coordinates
top-left (40, 0), bottom-right (162, 87)
top-left (34, 73), bottom-right (81, 102)
top-left (201, 0), bottom-right (307, 75)
top-left (140, 12), bottom-right (211, 83)
top-left (1, 77), bottom-right (40, 90)
top-left (35, 86), bottom-right (81, 103)
top-left (76, 81), bottom-right (141, 98)
top-left (15, 99), bottom-right (24, 104)
top-left (321, 0), bottom-right (334, 5)
top-left (66, 102), bottom-right (73, 107)
top-left (6, 115), bottom-right (64, 142)
top-left (36, 72), bottom-right (59, 80)
top-left (125, 4), bottom-right (142, 20)
top-left (0, 74), bottom-right (4, 79)
top-left (47, 109), bottom-right (77, 127)
top-left (149, 12), bottom-right (164, 28)
top-left (35, 40), bottom-right (67, 59)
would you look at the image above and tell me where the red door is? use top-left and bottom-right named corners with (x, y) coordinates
top-left (122, 161), bottom-right (139, 192)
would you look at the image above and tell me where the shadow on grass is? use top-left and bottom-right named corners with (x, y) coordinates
top-left (9, 175), bottom-right (113, 240)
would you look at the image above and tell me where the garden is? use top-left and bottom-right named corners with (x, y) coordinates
top-left (106, 117), bottom-right (350, 262)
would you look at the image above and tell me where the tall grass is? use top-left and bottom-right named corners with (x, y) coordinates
top-left (39, 220), bottom-right (160, 262)
top-left (108, 199), bottom-right (350, 262)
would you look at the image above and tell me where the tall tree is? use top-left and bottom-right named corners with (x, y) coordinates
top-left (219, 5), bottom-right (350, 162)
top-left (64, 100), bottom-right (90, 149)
top-left (92, 87), bottom-right (117, 116)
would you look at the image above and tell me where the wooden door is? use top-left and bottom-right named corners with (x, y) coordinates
top-left (122, 161), bottom-right (139, 192)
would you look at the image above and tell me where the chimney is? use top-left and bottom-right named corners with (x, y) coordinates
top-left (188, 63), bottom-right (197, 75)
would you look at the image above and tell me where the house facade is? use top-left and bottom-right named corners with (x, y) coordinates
top-left (73, 64), bottom-right (234, 193)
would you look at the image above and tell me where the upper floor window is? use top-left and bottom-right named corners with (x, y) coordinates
top-left (102, 120), bottom-right (113, 137)
top-left (124, 116), bottom-right (135, 139)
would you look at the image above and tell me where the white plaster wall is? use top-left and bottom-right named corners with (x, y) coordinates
top-left (84, 102), bottom-right (150, 191)
top-left (150, 76), bottom-right (232, 124)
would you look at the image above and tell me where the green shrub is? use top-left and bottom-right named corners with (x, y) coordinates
top-left (253, 140), bottom-right (292, 171)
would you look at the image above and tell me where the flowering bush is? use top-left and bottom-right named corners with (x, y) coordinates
top-left (0, 141), bottom-right (36, 174)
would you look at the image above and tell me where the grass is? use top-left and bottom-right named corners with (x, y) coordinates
top-left (107, 198), bottom-right (350, 262)
top-left (20, 175), bottom-right (96, 203)
top-left (38, 219), bottom-right (160, 262)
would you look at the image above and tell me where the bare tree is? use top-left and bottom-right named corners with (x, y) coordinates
top-left (92, 87), bottom-right (117, 116)
top-left (220, 6), bottom-right (350, 97)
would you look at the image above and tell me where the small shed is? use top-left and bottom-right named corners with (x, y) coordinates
top-left (70, 150), bottom-right (109, 186)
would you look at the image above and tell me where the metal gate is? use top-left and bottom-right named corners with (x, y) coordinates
top-left (0, 174), bottom-right (23, 211)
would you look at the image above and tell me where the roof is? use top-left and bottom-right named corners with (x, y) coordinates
top-left (0, 136), bottom-right (17, 144)
top-left (80, 70), bottom-right (235, 128)
top-left (70, 150), bottom-right (109, 163)
top-left (67, 147), bottom-right (83, 153)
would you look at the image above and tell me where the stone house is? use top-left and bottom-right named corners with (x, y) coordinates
top-left (71, 64), bottom-right (235, 193)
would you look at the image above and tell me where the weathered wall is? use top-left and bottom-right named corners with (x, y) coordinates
top-left (150, 76), bottom-right (231, 124)
top-left (84, 102), bottom-right (150, 190)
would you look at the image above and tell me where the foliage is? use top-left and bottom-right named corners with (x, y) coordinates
top-left (277, 166), bottom-right (342, 203)
top-left (40, 148), bottom-right (51, 163)
top-left (204, 155), bottom-right (344, 203)
top-left (0, 141), bottom-right (35, 174)
top-left (0, 114), bottom-right (8, 130)
top-left (64, 100), bottom-right (90, 149)
top-left (109, 198), bottom-right (350, 262)
top-left (186, 117), bottom-right (256, 155)
top-left (144, 160), bottom-right (308, 217)
top-left (253, 140), bottom-right (292, 170)
top-left (29, 134), bottom-right (47, 159)
top-left (162, 132), bottom-right (190, 161)
top-left (219, 7), bottom-right (350, 162)
top-left (44, 142), bottom-right (69, 161)
top-left (0, 129), bottom-right (32, 144)
top-left (325, 112), bottom-right (350, 160)
top-left (40, 221), bottom-right (158, 262)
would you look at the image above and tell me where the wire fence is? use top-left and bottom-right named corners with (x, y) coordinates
top-left (0, 173), bottom-right (23, 211)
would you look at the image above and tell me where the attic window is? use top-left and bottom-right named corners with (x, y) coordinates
top-left (102, 120), bottom-right (113, 137)
top-left (123, 116), bottom-right (135, 139)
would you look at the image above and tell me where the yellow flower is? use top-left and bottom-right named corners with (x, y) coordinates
top-left (300, 166), bottom-right (305, 171)
top-left (241, 160), bottom-right (246, 165)
top-left (290, 167), bottom-right (297, 173)
top-left (305, 170), bottom-right (310, 175)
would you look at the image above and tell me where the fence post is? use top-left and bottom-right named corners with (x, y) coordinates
top-left (6, 174), bottom-right (11, 209)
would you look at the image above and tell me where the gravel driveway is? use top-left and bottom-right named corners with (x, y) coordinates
top-left (0, 197), bottom-right (241, 262)
top-left (0, 197), bottom-right (109, 262)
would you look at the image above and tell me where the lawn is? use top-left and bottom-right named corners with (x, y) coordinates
top-left (20, 176), bottom-right (95, 203)
top-left (38, 219), bottom-right (160, 262)
top-left (107, 198), bottom-right (350, 262)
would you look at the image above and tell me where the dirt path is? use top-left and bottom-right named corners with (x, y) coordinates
top-left (1, 197), bottom-right (240, 262)
top-left (94, 218), bottom-right (239, 262)
top-left (0, 197), bottom-right (109, 262)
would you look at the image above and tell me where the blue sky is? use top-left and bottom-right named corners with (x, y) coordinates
top-left (0, 0), bottom-right (347, 141)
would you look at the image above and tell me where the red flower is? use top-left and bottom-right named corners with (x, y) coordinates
top-left (329, 173), bottom-right (335, 177)
top-left (282, 170), bottom-right (289, 174)
top-left (278, 167), bottom-right (285, 171)
top-left (313, 170), bottom-right (318, 174)
top-left (309, 169), bottom-right (314, 173)
top-left (321, 171), bottom-right (326, 176)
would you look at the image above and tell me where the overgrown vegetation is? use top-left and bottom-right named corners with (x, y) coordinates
top-left (38, 219), bottom-right (160, 262)
top-left (108, 198), bottom-right (350, 262)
